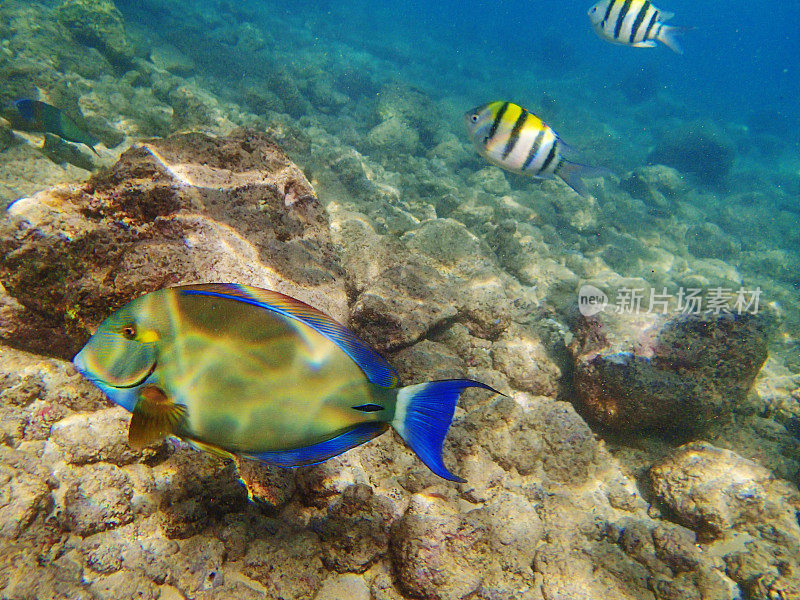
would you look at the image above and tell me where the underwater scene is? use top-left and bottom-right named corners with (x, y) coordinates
top-left (1, 0), bottom-right (799, 598)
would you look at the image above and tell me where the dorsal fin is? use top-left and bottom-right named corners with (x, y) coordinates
top-left (177, 283), bottom-right (400, 388)
top-left (128, 385), bottom-right (186, 448)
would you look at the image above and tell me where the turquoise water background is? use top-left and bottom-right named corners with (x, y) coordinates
top-left (118, 0), bottom-right (800, 133)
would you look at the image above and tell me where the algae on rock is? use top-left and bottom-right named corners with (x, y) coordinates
top-left (56, 0), bottom-right (135, 66)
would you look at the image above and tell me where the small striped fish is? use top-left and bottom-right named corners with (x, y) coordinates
top-left (588, 0), bottom-right (684, 55)
top-left (464, 101), bottom-right (608, 198)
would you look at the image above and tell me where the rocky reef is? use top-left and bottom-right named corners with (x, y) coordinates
top-left (56, 0), bottom-right (135, 67)
top-left (648, 120), bottom-right (736, 186)
top-left (1, 130), bottom-right (798, 600)
top-left (1, 0), bottom-right (799, 598)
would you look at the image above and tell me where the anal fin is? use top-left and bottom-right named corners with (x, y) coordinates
top-left (243, 422), bottom-right (389, 467)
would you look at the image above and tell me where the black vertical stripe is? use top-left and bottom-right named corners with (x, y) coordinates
top-left (614, 0), bottom-right (633, 39)
top-left (487, 102), bottom-right (510, 142)
top-left (502, 110), bottom-right (529, 160)
top-left (522, 128), bottom-right (546, 171)
top-left (643, 9), bottom-right (659, 40)
top-left (629, 1), bottom-right (650, 43)
top-left (601, 0), bottom-right (615, 28)
top-left (540, 140), bottom-right (559, 174)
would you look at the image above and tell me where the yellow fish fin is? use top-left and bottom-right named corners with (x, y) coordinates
top-left (128, 385), bottom-right (186, 449)
top-left (188, 438), bottom-right (237, 461)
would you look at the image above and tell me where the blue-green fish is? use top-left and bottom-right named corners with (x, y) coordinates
top-left (73, 284), bottom-right (497, 481)
top-left (14, 99), bottom-right (100, 155)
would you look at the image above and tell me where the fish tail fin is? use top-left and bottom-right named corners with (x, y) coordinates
top-left (391, 379), bottom-right (499, 482)
top-left (556, 161), bottom-right (613, 198)
top-left (657, 24), bottom-right (687, 55)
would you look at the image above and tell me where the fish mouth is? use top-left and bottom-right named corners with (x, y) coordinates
top-left (73, 352), bottom-right (158, 390)
top-left (111, 359), bottom-right (158, 389)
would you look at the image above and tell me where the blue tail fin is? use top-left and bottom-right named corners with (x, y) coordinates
top-left (392, 379), bottom-right (499, 482)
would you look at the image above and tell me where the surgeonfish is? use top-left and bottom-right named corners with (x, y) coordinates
top-left (72, 283), bottom-right (498, 482)
top-left (588, 0), bottom-right (685, 55)
top-left (13, 99), bottom-right (100, 155)
top-left (464, 101), bottom-right (609, 197)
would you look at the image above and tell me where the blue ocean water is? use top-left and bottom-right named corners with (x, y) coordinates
top-left (110, 0), bottom-right (799, 359)
top-left (118, 0), bottom-right (800, 167)
top-left (184, 0), bottom-right (799, 126)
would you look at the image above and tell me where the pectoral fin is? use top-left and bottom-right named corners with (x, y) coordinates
top-left (128, 386), bottom-right (186, 448)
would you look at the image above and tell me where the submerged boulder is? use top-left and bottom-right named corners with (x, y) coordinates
top-left (56, 0), bottom-right (134, 66)
top-left (570, 309), bottom-right (769, 433)
top-left (0, 129), bottom-right (346, 358)
top-left (650, 442), bottom-right (800, 596)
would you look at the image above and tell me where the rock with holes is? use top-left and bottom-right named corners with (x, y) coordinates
top-left (49, 408), bottom-right (144, 466)
top-left (0, 129), bottom-right (346, 359)
top-left (0, 447), bottom-right (52, 539)
top-left (650, 442), bottom-right (800, 595)
top-left (649, 442), bottom-right (800, 539)
top-left (390, 494), bottom-right (484, 600)
top-left (57, 463), bottom-right (134, 536)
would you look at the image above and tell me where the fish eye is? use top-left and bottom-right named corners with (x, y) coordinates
top-left (122, 324), bottom-right (137, 340)
top-left (591, 7), bottom-right (596, 12)
top-left (470, 114), bottom-right (479, 123)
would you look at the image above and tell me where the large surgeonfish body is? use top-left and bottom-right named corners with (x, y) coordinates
top-left (14, 99), bottom-right (100, 155)
top-left (464, 101), bottom-right (609, 198)
top-left (588, 0), bottom-right (685, 55)
top-left (73, 284), bottom-right (498, 482)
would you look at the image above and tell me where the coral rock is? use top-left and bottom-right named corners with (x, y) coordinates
top-left (58, 463), bottom-right (134, 536)
top-left (390, 495), bottom-right (483, 600)
top-left (314, 573), bottom-right (370, 600)
top-left (0, 449), bottom-right (52, 539)
top-left (649, 442), bottom-right (800, 539)
top-left (49, 408), bottom-right (142, 466)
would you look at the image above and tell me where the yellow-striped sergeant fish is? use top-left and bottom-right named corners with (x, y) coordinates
top-left (588, 0), bottom-right (685, 55)
top-left (72, 284), bottom-right (498, 482)
top-left (464, 101), bottom-right (610, 198)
